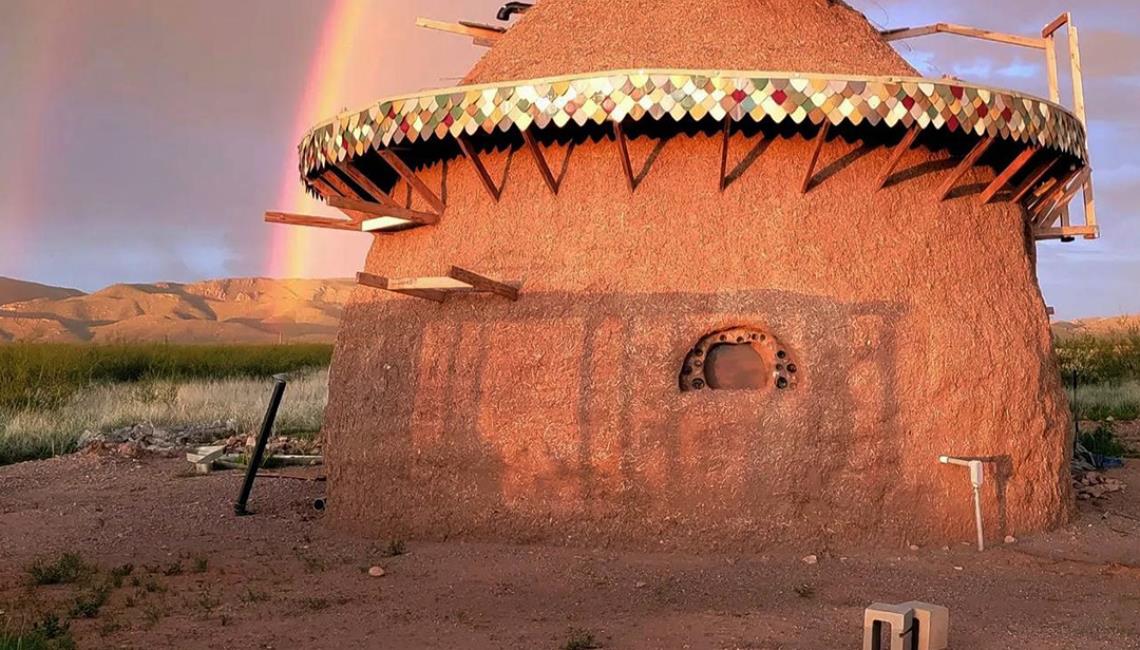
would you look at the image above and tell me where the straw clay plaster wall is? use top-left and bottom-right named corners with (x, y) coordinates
top-left (322, 129), bottom-right (1073, 551)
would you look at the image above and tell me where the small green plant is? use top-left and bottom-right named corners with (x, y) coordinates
top-left (301, 597), bottom-right (330, 611)
top-left (240, 587), bottom-right (270, 604)
top-left (0, 613), bottom-right (76, 650)
top-left (193, 587), bottom-right (221, 616)
top-left (161, 561), bottom-right (183, 577)
top-left (191, 556), bottom-right (209, 574)
top-left (382, 540), bottom-right (407, 558)
top-left (140, 602), bottom-right (168, 628)
top-left (69, 584), bottom-right (110, 618)
top-left (1079, 424), bottom-right (1134, 458)
top-left (793, 584), bottom-right (816, 599)
top-left (562, 628), bottom-right (601, 650)
top-left (109, 564), bottom-right (134, 588)
top-left (25, 553), bottom-right (90, 586)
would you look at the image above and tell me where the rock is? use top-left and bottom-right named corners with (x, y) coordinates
top-left (1004, 535), bottom-right (1017, 544)
top-left (368, 566), bottom-right (386, 577)
top-left (908, 545), bottom-right (919, 551)
top-left (634, 581), bottom-right (647, 589)
top-left (801, 555), bottom-right (818, 565)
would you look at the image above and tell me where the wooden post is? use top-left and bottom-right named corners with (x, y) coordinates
top-left (1009, 157), bottom-right (1060, 204)
top-left (719, 118), bottom-right (732, 192)
top-left (341, 165), bottom-right (398, 207)
top-left (378, 150), bottom-right (446, 214)
top-left (613, 122), bottom-right (636, 192)
top-left (937, 137), bottom-right (993, 201)
top-left (801, 122), bottom-right (830, 194)
top-left (876, 126), bottom-right (920, 190)
top-left (979, 148), bottom-right (1037, 204)
top-left (448, 266), bottom-right (520, 301)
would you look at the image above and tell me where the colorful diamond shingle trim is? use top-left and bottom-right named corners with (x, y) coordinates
top-left (298, 69), bottom-right (1088, 181)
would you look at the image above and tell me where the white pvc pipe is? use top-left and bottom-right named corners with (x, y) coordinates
top-left (940, 456), bottom-right (986, 551)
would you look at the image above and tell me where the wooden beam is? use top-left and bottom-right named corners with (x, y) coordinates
top-left (613, 122), bottom-right (636, 192)
top-left (801, 121), bottom-right (830, 194)
top-left (1041, 12), bottom-right (1070, 38)
top-left (1036, 168), bottom-right (1090, 226)
top-left (979, 148), bottom-right (1037, 204)
top-left (415, 17), bottom-right (503, 47)
top-left (881, 23), bottom-right (1046, 50)
top-left (457, 136), bottom-right (502, 201)
top-left (1009, 157), bottom-right (1060, 204)
top-left (265, 212), bottom-right (362, 232)
top-left (326, 196), bottom-right (439, 225)
top-left (448, 266), bottom-right (519, 301)
top-left (356, 272), bottom-right (448, 302)
top-left (308, 177), bottom-right (345, 200)
top-left (1069, 25), bottom-right (1088, 125)
top-left (1044, 35), bottom-right (1061, 103)
top-left (719, 118), bottom-right (732, 192)
top-left (340, 165), bottom-right (398, 207)
top-left (1031, 168), bottom-right (1083, 226)
top-left (522, 130), bottom-right (560, 195)
top-left (875, 126), bottom-right (920, 190)
top-left (377, 149), bottom-right (446, 214)
top-left (1034, 225), bottom-right (1098, 241)
top-left (356, 272), bottom-right (389, 290)
top-left (937, 136), bottom-right (993, 201)
top-left (316, 170), bottom-right (361, 200)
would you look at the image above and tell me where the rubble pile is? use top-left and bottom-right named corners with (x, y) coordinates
top-left (1073, 471), bottom-right (1126, 500)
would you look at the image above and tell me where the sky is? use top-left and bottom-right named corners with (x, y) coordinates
top-left (0, 0), bottom-right (1136, 319)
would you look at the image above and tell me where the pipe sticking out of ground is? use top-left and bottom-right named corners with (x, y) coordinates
top-left (940, 456), bottom-right (986, 551)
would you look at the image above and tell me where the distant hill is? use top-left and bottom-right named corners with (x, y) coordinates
top-left (0, 277), bottom-right (84, 307)
top-left (0, 277), bottom-right (355, 343)
top-left (1053, 315), bottom-right (1140, 340)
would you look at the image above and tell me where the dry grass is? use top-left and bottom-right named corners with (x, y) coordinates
top-left (0, 370), bottom-right (328, 465)
top-left (1068, 380), bottom-right (1140, 422)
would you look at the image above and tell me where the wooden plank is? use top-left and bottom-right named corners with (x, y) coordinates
top-left (387, 277), bottom-right (475, 292)
top-left (613, 122), bottom-right (636, 192)
top-left (377, 149), bottom-right (446, 214)
top-left (522, 130), bottom-right (560, 195)
top-left (1069, 25), bottom-right (1088, 125)
top-left (457, 136), bottom-right (502, 201)
top-left (1036, 168), bottom-right (1090, 226)
top-left (1031, 168), bottom-right (1083, 225)
top-left (1041, 12), bottom-right (1070, 38)
top-left (326, 196), bottom-right (439, 225)
top-left (719, 118), bottom-right (732, 192)
top-left (415, 17), bottom-right (503, 46)
top-left (1034, 225), bottom-right (1098, 241)
top-left (881, 23), bottom-right (1045, 50)
top-left (448, 266), bottom-right (520, 301)
top-left (875, 126), bottom-right (920, 190)
top-left (937, 136), bottom-right (993, 201)
top-left (340, 165), bottom-right (398, 207)
top-left (308, 177), bottom-right (345, 200)
top-left (264, 212), bottom-right (361, 232)
top-left (356, 272), bottom-right (390, 290)
top-left (1009, 157), bottom-right (1060, 204)
top-left (317, 170), bottom-right (361, 199)
top-left (979, 148), bottom-right (1037, 204)
top-left (801, 121), bottom-right (830, 194)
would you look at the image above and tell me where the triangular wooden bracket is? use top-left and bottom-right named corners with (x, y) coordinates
top-left (327, 196), bottom-right (439, 228)
top-left (378, 149), bottom-right (446, 215)
top-left (1009, 157), bottom-right (1060, 204)
top-left (357, 268), bottom-right (520, 303)
top-left (457, 136), bottom-right (505, 202)
top-left (447, 266), bottom-right (520, 301)
top-left (875, 126), bottom-right (920, 190)
top-left (937, 136), bottom-right (993, 201)
top-left (801, 121), bottom-right (831, 194)
top-left (979, 148), bottom-right (1037, 204)
top-left (522, 130), bottom-right (562, 195)
top-left (340, 164), bottom-right (399, 208)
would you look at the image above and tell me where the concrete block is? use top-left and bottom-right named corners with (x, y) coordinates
top-left (863, 602), bottom-right (915, 650)
top-left (897, 601), bottom-right (949, 650)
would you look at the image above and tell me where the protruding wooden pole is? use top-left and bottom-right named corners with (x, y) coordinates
top-left (523, 130), bottom-right (560, 195)
top-left (875, 126), bottom-right (920, 190)
top-left (979, 148), bottom-right (1037, 204)
top-left (801, 122), bottom-right (830, 194)
top-left (613, 122), bottom-right (636, 192)
top-left (937, 137), bottom-right (993, 201)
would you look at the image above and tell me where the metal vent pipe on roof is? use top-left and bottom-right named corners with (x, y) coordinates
top-left (497, 2), bottom-right (532, 21)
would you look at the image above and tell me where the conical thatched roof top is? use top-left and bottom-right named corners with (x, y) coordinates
top-left (464, 0), bottom-right (917, 84)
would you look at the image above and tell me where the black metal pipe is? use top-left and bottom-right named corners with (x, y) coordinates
top-left (496, 2), bottom-right (532, 21)
top-left (234, 374), bottom-right (288, 516)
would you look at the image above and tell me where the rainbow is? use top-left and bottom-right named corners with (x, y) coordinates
top-left (268, 0), bottom-right (369, 279)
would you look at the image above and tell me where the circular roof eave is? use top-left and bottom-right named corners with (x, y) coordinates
top-left (297, 69), bottom-right (1089, 185)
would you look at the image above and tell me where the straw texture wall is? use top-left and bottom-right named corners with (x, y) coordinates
top-left (321, 127), bottom-right (1072, 551)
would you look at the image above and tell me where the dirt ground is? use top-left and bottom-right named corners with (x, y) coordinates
top-left (2, 454), bottom-right (1139, 649)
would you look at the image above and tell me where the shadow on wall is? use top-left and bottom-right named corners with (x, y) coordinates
top-left (326, 288), bottom-right (920, 550)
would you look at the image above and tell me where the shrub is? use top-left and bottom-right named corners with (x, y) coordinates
top-left (25, 553), bottom-right (91, 586)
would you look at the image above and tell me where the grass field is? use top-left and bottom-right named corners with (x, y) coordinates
top-left (0, 344), bottom-right (332, 466)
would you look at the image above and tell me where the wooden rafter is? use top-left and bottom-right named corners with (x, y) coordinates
top-left (875, 126), bottom-right (920, 190)
top-left (308, 177), bottom-right (345, 200)
top-left (937, 136), bottom-right (993, 201)
top-left (377, 149), bottom-right (445, 214)
top-left (326, 196), bottom-right (439, 226)
top-left (801, 122), bottom-right (830, 194)
top-left (1034, 168), bottom-right (1089, 227)
top-left (340, 165), bottom-right (398, 208)
top-left (1034, 225), bottom-right (1097, 241)
top-left (880, 23), bottom-right (1046, 50)
top-left (415, 17), bottom-right (504, 47)
top-left (265, 212), bottom-right (361, 232)
top-left (719, 119), bottom-right (732, 192)
top-left (979, 148), bottom-right (1037, 204)
top-left (448, 266), bottom-right (519, 301)
top-left (522, 130), bottom-right (561, 195)
top-left (316, 170), bottom-right (360, 199)
top-left (612, 122), bottom-right (636, 192)
top-left (1009, 157), bottom-right (1060, 204)
top-left (457, 136), bottom-right (503, 201)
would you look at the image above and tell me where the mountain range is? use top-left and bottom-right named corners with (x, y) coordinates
top-left (0, 277), bottom-right (354, 343)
